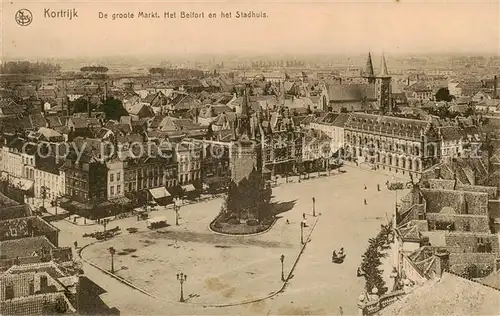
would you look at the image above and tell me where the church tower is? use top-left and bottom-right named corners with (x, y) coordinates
top-left (363, 52), bottom-right (376, 84)
top-left (376, 53), bottom-right (392, 114)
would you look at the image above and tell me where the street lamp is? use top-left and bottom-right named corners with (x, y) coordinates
top-left (108, 247), bottom-right (116, 273)
top-left (176, 272), bottom-right (187, 302)
top-left (102, 218), bottom-right (110, 240)
top-left (280, 254), bottom-right (285, 281)
top-left (53, 194), bottom-right (61, 215)
top-left (300, 222), bottom-right (304, 244)
top-left (312, 197), bottom-right (316, 217)
top-left (40, 186), bottom-right (50, 208)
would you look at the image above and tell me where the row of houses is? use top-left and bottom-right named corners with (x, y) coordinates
top-left (0, 202), bottom-right (116, 315)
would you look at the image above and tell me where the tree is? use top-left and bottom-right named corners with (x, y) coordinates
top-left (80, 66), bottom-right (108, 73)
top-left (360, 223), bottom-right (393, 296)
top-left (0, 61), bottom-right (60, 74)
top-left (100, 97), bottom-right (128, 121)
top-left (361, 241), bottom-right (386, 294)
top-left (435, 88), bottom-right (453, 102)
top-left (223, 169), bottom-right (272, 222)
top-left (225, 180), bottom-right (240, 217)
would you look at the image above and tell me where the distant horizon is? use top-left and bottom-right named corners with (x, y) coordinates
top-left (3, 51), bottom-right (500, 62)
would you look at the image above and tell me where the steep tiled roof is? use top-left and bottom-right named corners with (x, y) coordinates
top-left (326, 84), bottom-right (376, 102)
top-left (380, 272), bottom-right (500, 316)
top-left (439, 126), bottom-right (462, 141)
top-left (0, 236), bottom-right (56, 259)
top-left (332, 113), bottom-right (351, 127)
top-left (0, 205), bottom-right (31, 221)
top-left (345, 113), bottom-right (430, 140)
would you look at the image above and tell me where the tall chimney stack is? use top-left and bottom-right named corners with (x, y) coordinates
top-left (494, 75), bottom-right (498, 99)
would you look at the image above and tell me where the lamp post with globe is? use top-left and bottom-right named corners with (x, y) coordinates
top-left (176, 272), bottom-right (187, 302)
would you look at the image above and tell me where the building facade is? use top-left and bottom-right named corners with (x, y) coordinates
top-left (194, 139), bottom-right (231, 190)
top-left (107, 159), bottom-right (124, 199)
top-left (174, 140), bottom-right (202, 186)
top-left (344, 113), bottom-right (441, 176)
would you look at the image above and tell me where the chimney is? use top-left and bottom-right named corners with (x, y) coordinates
top-left (104, 82), bottom-right (108, 101)
top-left (494, 75), bottom-right (498, 99)
top-left (434, 249), bottom-right (450, 278)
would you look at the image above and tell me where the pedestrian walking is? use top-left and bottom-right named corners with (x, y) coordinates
top-left (339, 306), bottom-right (344, 315)
top-left (364, 185), bottom-right (367, 190)
top-left (377, 184), bottom-right (380, 191)
top-left (74, 241), bottom-right (78, 249)
top-left (303, 213), bottom-right (306, 220)
top-left (364, 199), bottom-right (367, 205)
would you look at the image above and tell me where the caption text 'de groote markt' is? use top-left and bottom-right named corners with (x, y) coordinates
top-left (98, 10), bottom-right (268, 20)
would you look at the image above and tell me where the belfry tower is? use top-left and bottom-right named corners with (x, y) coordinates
top-left (230, 84), bottom-right (258, 184)
top-left (376, 53), bottom-right (392, 114)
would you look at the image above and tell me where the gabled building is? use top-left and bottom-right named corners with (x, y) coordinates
top-left (344, 113), bottom-right (440, 176)
top-left (258, 107), bottom-right (303, 178)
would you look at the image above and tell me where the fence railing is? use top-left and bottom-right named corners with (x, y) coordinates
top-left (359, 290), bottom-right (407, 315)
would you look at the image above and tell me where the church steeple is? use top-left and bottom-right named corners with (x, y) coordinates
top-left (364, 52), bottom-right (375, 78)
top-left (378, 53), bottom-right (390, 78)
top-left (363, 51), bottom-right (376, 84)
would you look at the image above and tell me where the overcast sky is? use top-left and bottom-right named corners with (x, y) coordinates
top-left (2, 0), bottom-right (499, 59)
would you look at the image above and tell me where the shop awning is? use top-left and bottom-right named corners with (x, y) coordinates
top-left (149, 187), bottom-right (171, 199)
top-left (182, 184), bottom-right (196, 192)
top-left (110, 196), bottom-right (132, 205)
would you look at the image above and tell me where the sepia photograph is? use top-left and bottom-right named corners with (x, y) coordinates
top-left (1, 0), bottom-right (500, 315)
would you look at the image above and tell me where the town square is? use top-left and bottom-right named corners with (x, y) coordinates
top-left (49, 165), bottom-right (408, 315)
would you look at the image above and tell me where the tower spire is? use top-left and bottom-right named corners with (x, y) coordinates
top-left (378, 53), bottom-right (390, 78)
top-left (364, 51), bottom-right (375, 78)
